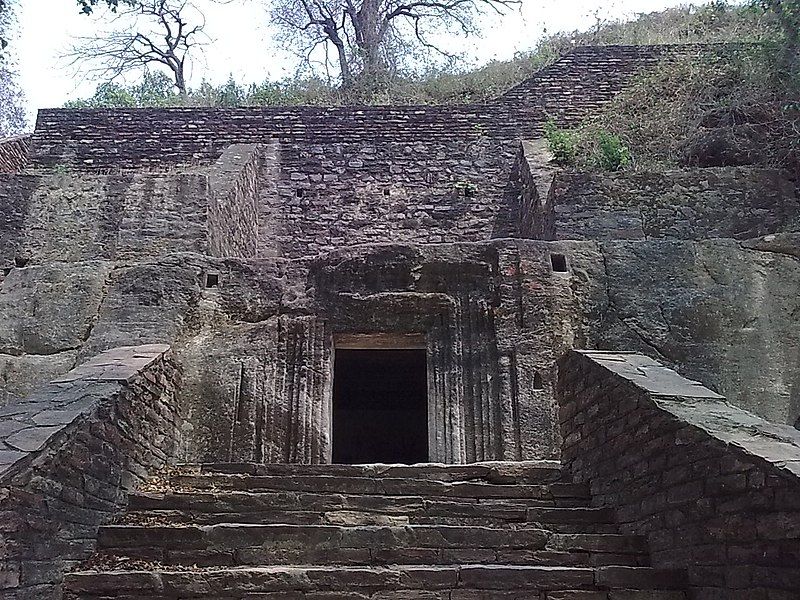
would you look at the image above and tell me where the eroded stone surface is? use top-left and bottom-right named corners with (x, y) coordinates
top-left (0, 261), bottom-right (111, 356)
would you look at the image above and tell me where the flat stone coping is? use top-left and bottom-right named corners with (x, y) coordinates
top-left (0, 344), bottom-right (170, 478)
top-left (577, 349), bottom-right (800, 479)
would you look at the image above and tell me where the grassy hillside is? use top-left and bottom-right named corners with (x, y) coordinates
top-left (544, 41), bottom-right (798, 175)
top-left (66, 2), bottom-right (783, 108)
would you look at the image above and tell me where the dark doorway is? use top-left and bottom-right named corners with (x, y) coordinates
top-left (332, 349), bottom-right (428, 464)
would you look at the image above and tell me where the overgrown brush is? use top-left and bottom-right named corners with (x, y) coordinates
top-left (547, 44), bottom-right (799, 172)
top-left (576, 46), bottom-right (800, 168)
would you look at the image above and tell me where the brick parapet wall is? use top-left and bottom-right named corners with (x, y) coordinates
top-left (0, 135), bottom-right (31, 173)
top-left (557, 350), bottom-right (800, 599)
top-left (208, 143), bottom-right (261, 258)
top-left (27, 45), bottom-right (713, 171)
top-left (0, 344), bottom-right (182, 599)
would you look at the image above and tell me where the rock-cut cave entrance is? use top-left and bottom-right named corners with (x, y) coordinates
top-left (332, 339), bottom-right (428, 465)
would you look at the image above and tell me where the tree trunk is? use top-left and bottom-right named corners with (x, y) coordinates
top-left (334, 37), bottom-right (353, 88)
top-left (174, 61), bottom-right (188, 101)
top-left (353, 0), bottom-right (388, 79)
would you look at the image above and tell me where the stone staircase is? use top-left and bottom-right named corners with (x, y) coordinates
top-left (63, 462), bottom-right (687, 599)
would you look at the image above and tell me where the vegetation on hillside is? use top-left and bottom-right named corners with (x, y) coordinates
top-left (546, 42), bottom-right (798, 173)
top-left (66, 1), bottom-right (785, 108)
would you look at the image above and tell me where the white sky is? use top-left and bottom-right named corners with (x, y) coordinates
top-left (15, 0), bottom-right (686, 113)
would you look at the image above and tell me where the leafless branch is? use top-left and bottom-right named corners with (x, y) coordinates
top-left (269, 0), bottom-right (519, 89)
top-left (65, 0), bottom-right (208, 97)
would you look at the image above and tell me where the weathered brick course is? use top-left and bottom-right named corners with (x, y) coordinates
top-left (558, 350), bottom-right (800, 598)
top-left (0, 344), bottom-right (182, 599)
top-left (0, 135), bottom-right (30, 173)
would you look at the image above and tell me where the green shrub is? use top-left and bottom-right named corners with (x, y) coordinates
top-left (593, 131), bottom-right (632, 171)
top-left (544, 120), bottom-right (578, 165)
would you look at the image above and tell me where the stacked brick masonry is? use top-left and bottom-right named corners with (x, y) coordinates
top-left (498, 44), bottom-right (716, 109)
top-left (264, 138), bottom-right (521, 258)
top-left (558, 350), bottom-right (800, 599)
top-left (27, 45), bottom-right (699, 170)
top-left (516, 140), bottom-right (557, 239)
top-left (208, 143), bottom-right (261, 258)
top-left (0, 135), bottom-right (30, 173)
top-left (0, 344), bottom-right (182, 599)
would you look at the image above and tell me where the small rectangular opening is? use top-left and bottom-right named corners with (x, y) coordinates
top-left (205, 273), bottom-right (220, 288)
top-left (550, 253), bottom-right (569, 273)
top-left (333, 348), bottom-right (428, 464)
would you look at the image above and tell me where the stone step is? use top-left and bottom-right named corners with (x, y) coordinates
top-left (63, 565), bottom-right (687, 599)
top-left (119, 507), bottom-right (618, 532)
top-left (167, 474), bottom-right (590, 500)
top-left (126, 490), bottom-right (610, 526)
top-left (186, 461), bottom-right (563, 484)
top-left (95, 524), bottom-right (649, 567)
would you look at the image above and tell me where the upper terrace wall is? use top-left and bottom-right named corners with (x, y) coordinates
top-left (28, 45), bottom-right (683, 170)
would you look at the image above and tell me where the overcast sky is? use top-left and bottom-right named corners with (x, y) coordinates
top-left (15, 0), bottom-right (685, 113)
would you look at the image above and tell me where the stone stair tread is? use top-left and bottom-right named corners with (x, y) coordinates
top-left (186, 461), bottom-right (563, 483)
top-left (166, 474), bottom-right (590, 499)
top-left (129, 489), bottom-right (591, 511)
top-left (118, 509), bottom-right (619, 534)
top-left (64, 463), bottom-right (687, 598)
top-left (64, 564), bottom-right (686, 595)
top-left (98, 523), bottom-right (646, 552)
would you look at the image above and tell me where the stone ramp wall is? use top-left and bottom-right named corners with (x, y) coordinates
top-left (558, 350), bottom-right (800, 599)
top-left (0, 171), bottom-right (211, 268)
top-left (0, 174), bottom-right (37, 272)
top-left (0, 344), bottom-right (181, 599)
top-left (545, 168), bottom-right (800, 241)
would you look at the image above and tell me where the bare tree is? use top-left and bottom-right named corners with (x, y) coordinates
top-left (270, 0), bottom-right (519, 90)
top-left (75, 0), bottom-right (136, 15)
top-left (0, 0), bottom-right (26, 135)
top-left (66, 0), bottom-right (209, 99)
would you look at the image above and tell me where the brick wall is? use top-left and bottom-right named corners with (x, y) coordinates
top-left (0, 345), bottom-right (182, 599)
top-left (0, 135), bottom-right (30, 173)
top-left (208, 144), bottom-right (261, 258)
top-left (558, 350), bottom-right (800, 599)
top-left (27, 45), bottom-right (697, 171)
top-left (262, 138), bottom-right (521, 257)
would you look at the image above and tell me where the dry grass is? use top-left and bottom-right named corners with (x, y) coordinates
top-left (563, 44), bottom-right (799, 172)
